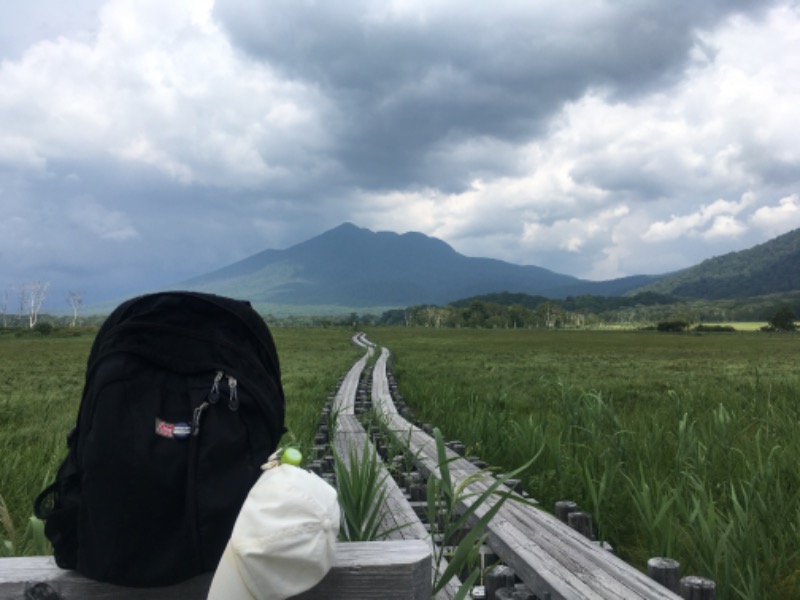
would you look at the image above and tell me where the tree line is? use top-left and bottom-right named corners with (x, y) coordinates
top-left (371, 292), bottom-right (799, 330)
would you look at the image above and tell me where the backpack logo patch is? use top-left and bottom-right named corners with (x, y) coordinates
top-left (155, 418), bottom-right (192, 440)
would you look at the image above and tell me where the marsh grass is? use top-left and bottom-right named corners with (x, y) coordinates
top-left (369, 326), bottom-right (800, 600)
top-left (426, 427), bottom-right (541, 598)
top-left (333, 437), bottom-right (395, 542)
top-left (0, 327), bottom-right (361, 556)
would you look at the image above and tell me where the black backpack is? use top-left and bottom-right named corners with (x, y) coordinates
top-left (34, 291), bottom-right (286, 586)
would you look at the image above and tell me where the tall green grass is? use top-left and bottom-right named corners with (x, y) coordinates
top-left (0, 327), bottom-right (361, 555)
top-left (369, 327), bottom-right (800, 600)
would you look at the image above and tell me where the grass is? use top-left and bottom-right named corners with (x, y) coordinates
top-left (0, 326), bottom-right (361, 555)
top-left (425, 427), bottom-right (540, 598)
top-left (333, 436), bottom-right (393, 542)
top-left (4, 324), bottom-right (799, 598)
top-left (367, 326), bottom-right (800, 600)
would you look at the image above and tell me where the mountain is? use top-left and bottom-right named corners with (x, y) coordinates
top-left (180, 223), bottom-right (649, 308)
top-left (629, 227), bottom-right (800, 299)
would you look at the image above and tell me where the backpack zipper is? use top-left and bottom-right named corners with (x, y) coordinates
top-left (188, 369), bottom-right (232, 571)
top-left (193, 371), bottom-right (239, 437)
top-left (227, 375), bottom-right (239, 411)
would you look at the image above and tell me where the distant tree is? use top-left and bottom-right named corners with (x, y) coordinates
top-left (1, 288), bottom-right (8, 327)
top-left (15, 281), bottom-right (50, 328)
top-left (67, 291), bottom-right (84, 327)
top-left (536, 301), bottom-right (563, 329)
top-left (768, 305), bottom-right (796, 331)
top-left (507, 304), bottom-right (530, 329)
top-left (464, 301), bottom-right (491, 328)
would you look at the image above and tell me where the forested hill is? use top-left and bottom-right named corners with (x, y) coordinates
top-left (630, 227), bottom-right (800, 299)
top-left (450, 291), bottom-right (679, 312)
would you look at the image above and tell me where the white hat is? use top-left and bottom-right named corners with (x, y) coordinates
top-left (208, 464), bottom-right (340, 600)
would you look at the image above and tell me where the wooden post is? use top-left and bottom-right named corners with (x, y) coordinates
top-left (446, 441), bottom-right (466, 456)
top-left (648, 557), bottom-right (680, 593)
top-left (503, 478), bottom-right (523, 494)
top-left (485, 565), bottom-right (516, 600)
top-left (554, 500), bottom-right (577, 523)
top-left (679, 575), bottom-right (715, 599)
top-left (567, 511), bottom-right (594, 540)
top-left (496, 586), bottom-right (534, 600)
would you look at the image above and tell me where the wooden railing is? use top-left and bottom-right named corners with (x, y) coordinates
top-left (0, 541), bottom-right (431, 599)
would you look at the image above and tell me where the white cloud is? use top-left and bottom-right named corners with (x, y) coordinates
top-left (643, 196), bottom-right (753, 242)
top-left (0, 0), bottom-right (332, 187)
top-left (750, 194), bottom-right (800, 236)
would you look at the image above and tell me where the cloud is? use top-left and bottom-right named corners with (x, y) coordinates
top-left (0, 0), bottom-right (335, 190)
top-left (215, 0), bottom-right (781, 192)
top-left (643, 196), bottom-right (753, 242)
top-left (67, 197), bottom-right (139, 241)
top-left (356, 3), bottom-right (800, 279)
top-left (751, 194), bottom-right (800, 235)
top-left (0, 0), bottom-right (798, 306)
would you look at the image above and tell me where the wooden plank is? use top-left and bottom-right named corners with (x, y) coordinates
top-left (331, 351), bottom-right (461, 599)
top-left (292, 540), bottom-right (431, 600)
top-left (0, 541), bottom-right (431, 600)
top-left (333, 415), bottom-right (428, 541)
top-left (370, 344), bottom-right (683, 600)
top-left (367, 350), bottom-right (463, 600)
top-left (333, 344), bottom-right (370, 415)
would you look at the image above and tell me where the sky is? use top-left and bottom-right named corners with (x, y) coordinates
top-left (1, 0), bottom-right (799, 310)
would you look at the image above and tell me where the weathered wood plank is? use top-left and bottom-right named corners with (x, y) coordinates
top-left (332, 335), bottom-right (376, 416)
top-left (370, 343), bottom-right (683, 600)
top-left (0, 541), bottom-right (431, 600)
top-left (367, 350), bottom-right (463, 600)
top-left (331, 349), bottom-right (461, 599)
top-left (332, 416), bottom-right (428, 541)
top-left (332, 352), bottom-right (367, 415)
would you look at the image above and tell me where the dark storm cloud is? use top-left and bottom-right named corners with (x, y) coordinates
top-left (213, 0), bottom-right (778, 192)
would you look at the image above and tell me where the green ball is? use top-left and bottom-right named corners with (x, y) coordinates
top-left (281, 447), bottom-right (303, 467)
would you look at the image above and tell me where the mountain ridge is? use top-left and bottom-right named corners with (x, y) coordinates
top-left (179, 222), bottom-right (800, 311)
top-left (633, 227), bottom-right (800, 299)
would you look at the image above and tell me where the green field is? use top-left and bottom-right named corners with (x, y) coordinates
top-left (366, 326), bottom-right (800, 599)
top-left (0, 327), bottom-right (361, 556)
top-left (3, 326), bottom-right (799, 598)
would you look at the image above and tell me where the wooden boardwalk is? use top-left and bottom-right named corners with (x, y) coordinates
top-left (331, 337), bottom-right (460, 599)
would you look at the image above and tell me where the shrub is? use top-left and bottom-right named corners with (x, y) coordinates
top-left (656, 320), bottom-right (690, 332)
top-left (768, 305), bottom-right (796, 332)
top-left (33, 322), bottom-right (53, 335)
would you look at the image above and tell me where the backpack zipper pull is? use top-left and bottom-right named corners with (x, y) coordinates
top-left (193, 401), bottom-right (209, 436)
top-left (208, 371), bottom-right (223, 404)
top-left (227, 375), bottom-right (239, 411)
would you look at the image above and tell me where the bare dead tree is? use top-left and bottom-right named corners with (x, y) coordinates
top-left (1, 288), bottom-right (8, 328)
top-left (67, 291), bottom-right (84, 327)
top-left (18, 281), bottom-right (49, 328)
